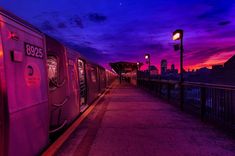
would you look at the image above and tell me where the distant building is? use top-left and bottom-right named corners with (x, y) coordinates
top-left (224, 55), bottom-right (235, 70)
top-left (195, 67), bottom-right (211, 75)
top-left (149, 65), bottom-right (159, 76)
top-left (212, 65), bottom-right (223, 73)
top-left (157, 55), bottom-right (235, 85)
top-left (161, 59), bottom-right (167, 75)
top-left (170, 64), bottom-right (178, 75)
top-left (212, 65), bottom-right (223, 70)
top-left (171, 64), bottom-right (175, 70)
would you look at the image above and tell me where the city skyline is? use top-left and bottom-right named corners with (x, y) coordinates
top-left (1, 1), bottom-right (235, 70)
top-left (142, 54), bottom-right (235, 73)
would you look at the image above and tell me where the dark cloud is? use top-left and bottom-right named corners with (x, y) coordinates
top-left (70, 15), bottom-right (84, 28)
top-left (83, 41), bottom-right (92, 45)
top-left (218, 20), bottom-right (231, 26)
top-left (141, 43), bottom-right (165, 51)
top-left (33, 11), bottom-right (59, 20)
top-left (88, 13), bottom-right (107, 23)
top-left (57, 22), bottom-right (67, 28)
top-left (41, 20), bottom-right (54, 31)
top-left (197, 1), bottom-right (234, 20)
top-left (64, 42), bottom-right (109, 63)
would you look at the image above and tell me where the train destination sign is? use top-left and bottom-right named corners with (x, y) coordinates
top-left (25, 42), bottom-right (44, 59)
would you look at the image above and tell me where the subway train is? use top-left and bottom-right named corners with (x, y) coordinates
top-left (0, 9), bottom-right (116, 156)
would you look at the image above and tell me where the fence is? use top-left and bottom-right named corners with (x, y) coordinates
top-left (137, 78), bottom-right (235, 131)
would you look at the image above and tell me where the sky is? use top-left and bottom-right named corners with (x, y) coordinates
top-left (1, 0), bottom-right (235, 70)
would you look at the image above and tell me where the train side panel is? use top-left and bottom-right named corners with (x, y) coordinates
top-left (106, 70), bottom-right (116, 87)
top-left (86, 63), bottom-right (99, 104)
top-left (98, 66), bottom-right (106, 93)
top-left (0, 14), bottom-right (49, 156)
top-left (66, 48), bottom-right (81, 114)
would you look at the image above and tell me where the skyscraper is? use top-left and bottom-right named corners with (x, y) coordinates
top-left (161, 59), bottom-right (167, 75)
top-left (171, 64), bottom-right (175, 71)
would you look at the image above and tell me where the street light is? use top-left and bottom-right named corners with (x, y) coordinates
top-left (172, 29), bottom-right (184, 80)
top-left (137, 62), bottom-right (140, 70)
top-left (145, 54), bottom-right (149, 60)
top-left (172, 29), bottom-right (184, 110)
top-left (144, 53), bottom-right (151, 80)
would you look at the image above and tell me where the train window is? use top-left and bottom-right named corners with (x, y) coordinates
top-left (90, 67), bottom-right (97, 83)
top-left (47, 56), bottom-right (58, 89)
top-left (78, 59), bottom-right (85, 79)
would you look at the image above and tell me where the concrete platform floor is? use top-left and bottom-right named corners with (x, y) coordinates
top-left (57, 82), bottom-right (235, 156)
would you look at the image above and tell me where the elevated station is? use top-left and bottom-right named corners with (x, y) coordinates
top-left (51, 80), bottom-right (235, 156)
top-left (1, 7), bottom-right (235, 156)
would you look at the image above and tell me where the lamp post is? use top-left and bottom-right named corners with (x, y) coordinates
top-left (137, 62), bottom-right (140, 70)
top-left (172, 29), bottom-right (184, 110)
top-left (145, 54), bottom-right (150, 80)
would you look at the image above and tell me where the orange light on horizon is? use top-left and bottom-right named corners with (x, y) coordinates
top-left (186, 51), bottom-right (235, 70)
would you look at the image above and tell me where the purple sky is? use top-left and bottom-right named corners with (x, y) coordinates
top-left (1, 0), bottom-right (235, 70)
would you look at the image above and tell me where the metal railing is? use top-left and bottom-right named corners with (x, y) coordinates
top-left (137, 78), bottom-right (235, 131)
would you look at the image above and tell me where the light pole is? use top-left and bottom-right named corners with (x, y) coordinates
top-left (137, 62), bottom-right (140, 71)
top-left (172, 29), bottom-right (184, 110)
top-left (145, 54), bottom-right (150, 80)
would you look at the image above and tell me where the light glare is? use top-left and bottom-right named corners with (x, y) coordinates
top-left (173, 33), bottom-right (180, 40)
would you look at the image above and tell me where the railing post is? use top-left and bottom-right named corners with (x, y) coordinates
top-left (159, 82), bottom-right (162, 97)
top-left (167, 83), bottom-right (171, 100)
top-left (201, 87), bottom-right (206, 121)
top-left (180, 82), bottom-right (184, 110)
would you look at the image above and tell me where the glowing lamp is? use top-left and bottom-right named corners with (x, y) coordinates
top-left (172, 29), bottom-right (183, 40)
top-left (145, 54), bottom-right (150, 60)
top-left (173, 33), bottom-right (180, 40)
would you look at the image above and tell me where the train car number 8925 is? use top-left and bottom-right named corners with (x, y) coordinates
top-left (25, 42), bottom-right (44, 59)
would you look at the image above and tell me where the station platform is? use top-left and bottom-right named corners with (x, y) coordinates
top-left (56, 81), bottom-right (235, 156)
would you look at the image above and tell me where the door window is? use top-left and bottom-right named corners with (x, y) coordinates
top-left (47, 56), bottom-right (58, 89)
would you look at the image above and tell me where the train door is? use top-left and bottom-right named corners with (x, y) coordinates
top-left (47, 54), bottom-right (68, 135)
top-left (67, 59), bottom-right (80, 115)
top-left (78, 59), bottom-right (87, 111)
top-left (86, 65), bottom-right (99, 104)
top-left (46, 36), bottom-right (69, 136)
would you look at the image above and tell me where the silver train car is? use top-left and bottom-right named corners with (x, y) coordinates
top-left (0, 9), bottom-right (116, 156)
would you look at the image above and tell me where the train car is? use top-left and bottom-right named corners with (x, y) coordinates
top-left (106, 69), bottom-right (117, 87)
top-left (97, 65), bottom-right (107, 93)
top-left (0, 9), bottom-right (49, 156)
top-left (0, 8), bottom-right (117, 156)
